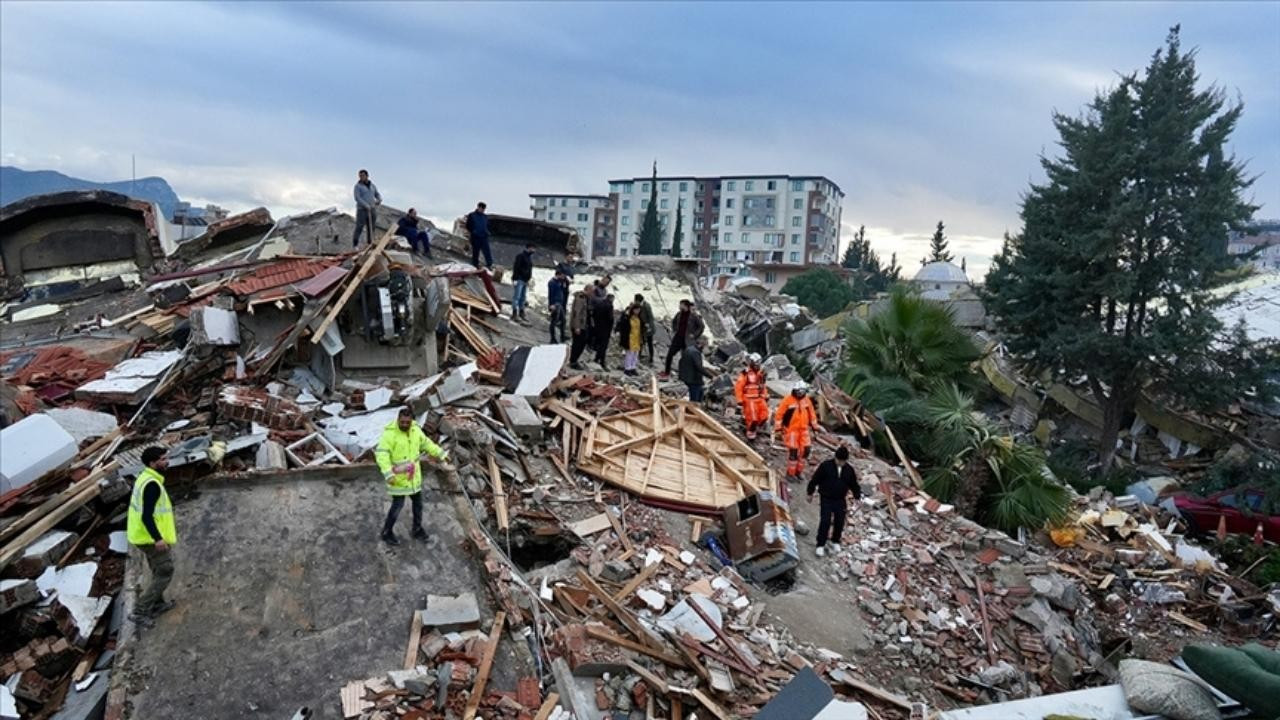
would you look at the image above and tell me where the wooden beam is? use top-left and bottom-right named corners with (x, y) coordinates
top-left (403, 610), bottom-right (424, 669)
top-left (0, 462), bottom-right (119, 570)
top-left (461, 611), bottom-right (506, 720)
top-left (584, 624), bottom-right (687, 668)
top-left (310, 226), bottom-right (395, 342)
top-left (687, 594), bottom-right (757, 671)
top-left (884, 423), bottom-right (923, 487)
top-left (606, 507), bottom-right (634, 554)
top-left (829, 668), bottom-right (913, 711)
top-left (533, 694), bottom-right (560, 720)
top-left (688, 688), bottom-right (731, 720)
top-left (577, 569), bottom-right (663, 650)
top-left (488, 453), bottom-right (509, 531)
top-left (0, 461), bottom-right (118, 545)
top-left (612, 561), bottom-right (660, 603)
top-left (626, 660), bottom-right (670, 696)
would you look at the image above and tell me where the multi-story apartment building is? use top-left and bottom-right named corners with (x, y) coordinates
top-left (601, 174), bottom-right (844, 278)
top-left (528, 194), bottom-right (615, 260)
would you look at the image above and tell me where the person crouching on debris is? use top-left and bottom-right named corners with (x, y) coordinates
top-left (396, 208), bottom-right (432, 258)
top-left (775, 380), bottom-right (822, 483)
top-left (376, 407), bottom-right (451, 546)
top-left (619, 303), bottom-right (645, 376)
top-left (127, 447), bottom-right (177, 627)
top-left (679, 335), bottom-right (707, 402)
top-left (568, 282), bottom-right (593, 370)
top-left (734, 353), bottom-right (769, 440)
top-left (807, 446), bottom-right (862, 557)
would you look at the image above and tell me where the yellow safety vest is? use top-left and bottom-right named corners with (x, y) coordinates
top-left (127, 467), bottom-right (177, 546)
top-left (375, 422), bottom-right (446, 496)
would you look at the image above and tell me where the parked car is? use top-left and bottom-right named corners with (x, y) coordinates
top-left (1173, 488), bottom-right (1280, 543)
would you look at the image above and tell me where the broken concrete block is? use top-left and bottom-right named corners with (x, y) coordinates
top-left (637, 589), bottom-right (666, 612)
top-left (600, 559), bottom-right (634, 584)
top-left (0, 579), bottom-right (38, 615)
top-left (255, 440), bottom-right (287, 470)
top-left (497, 394), bottom-right (543, 444)
top-left (54, 594), bottom-right (112, 646)
top-left (420, 592), bottom-right (481, 633)
top-left (386, 668), bottom-right (434, 695)
top-left (45, 408), bottom-right (118, 444)
top-left (189, 306), bottom-right (240, 346)
top-left (13, 530), bottom-right (76, 578)
top-left (0, 414), bottom-right (78, 494)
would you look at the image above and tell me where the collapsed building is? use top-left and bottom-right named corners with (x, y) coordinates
top-left (1, 192), bottom-right (1276, 720)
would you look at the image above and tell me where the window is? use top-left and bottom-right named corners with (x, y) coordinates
top-left (793, 198), bottom-right (802, 210)
top-left (791, 216), bottom-right (801, 227)
top-left (791, 180), bottom-right (804, 191)
top-left (741, 232), bottom-right (751, 244)
top-left (624, 183), bottom-right (633, 193)
top-left (767, 180), bottom-right (777, 191)
top-left (744, 216), bottom-right (754, 227)
top-left (579, 199), bottom-right (589, 208)
top-left (726, 181), bottom-right (736, 191)
top-left (679, 181), bottom-right (688, 192)
top-left (725, 198), bottom-right (735, 209)
top-left (790, 252), bottom-right (800, 263)
top-left (578, 213), bottom-right (589, 222)
top-left (621, 216), bottom-right (631, 226)
top-left (791, 234), bottom-right (800, 245)
top-left (765, 271), bottom-right (776, 284)
top-left (661, 181), bottom-right (669, 192)
top-left (744, 180), bottom-right (754, 191)
top-left (660, 199), bottom-right (669, 209)
top-left (697, 200), bottom-right (704, 211)
top-left (724, 215), bottom-right (734, 226)
top-left (622, 199), bottom-right (631, 210)
top-left (694, 217), bottom-right (704, 229)
top-left (743, 198), bottom-right (753, 209)
top-left (764, 215), bottom-right (774, 226)
top-left (808, 232), bottom-right (818, 243)
top-left (642, 182), bottom-right (650, 192)
top-left (697, 182), bottom-right (705, 193)
top-left (723, 232), bottom-right (733, 244)
top-left (560, 212), bottom-right (568, 221)
top-left (765, 198), bottom-right (774, 209)
top-left (641, 199), bottom-right (649, 209)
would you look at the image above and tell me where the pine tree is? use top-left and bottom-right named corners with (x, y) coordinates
top-left (670, 200), bottom-right (683, 259)
top-left (982, 27), bottom-right (1277, 470)
top-left (927, 221), bottom-right (953, 263)
top-left (886, 253), bottom-right (901, 282)
top-left (840, 225), bottom-right (897, 295)
top-left (637, 162), bottom-right (663, 255)
top-left (841, 225), bottom-right (869, 269)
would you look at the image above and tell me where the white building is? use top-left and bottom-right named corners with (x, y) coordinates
top-left (602, 174), bottom-right (844, 277)
top-left (914, 261), bottom-right (970, 300)
top-left (1227, 220), bottom-right (1280, 271)
top-left (528, 194), bottom-right (615, 261)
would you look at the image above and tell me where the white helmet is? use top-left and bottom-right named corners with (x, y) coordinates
top-left (792, 380), bottom-right (809, 393)
top-left (748, 353), bottom-right (762, 364)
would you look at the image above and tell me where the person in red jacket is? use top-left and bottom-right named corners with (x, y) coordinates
top-left (774, 380), bottom-right (822, 482)
top-left (734, 353), bottom-right (769, 440)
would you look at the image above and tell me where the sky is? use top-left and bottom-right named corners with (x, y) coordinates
top-left (2, 1), bottom-right (1277, 278)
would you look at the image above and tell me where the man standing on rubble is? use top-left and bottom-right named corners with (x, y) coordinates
top-left (568, 282), bottom-right (593, 369)
top-left (591, 292), bottom-right (616, 370)
top-left (465, 202), bottom-right (493, 270)
top-left (775, 381), bottom-right (822, 483)
top-left (351, 169), bottom-right (382, 248)
top-left (679, 336), bottom-right (707, 402)
top-left (806, 446), bottom-right (862, 557)
top-left (660, 299), bottom-right (704, 379)
top-left (634, 294), bottom-right (656, 365)
top-left (734, 353), bottom-right (769, 440)
top-left (548, 269), bottom-right (570, 344)
top-left (127, 447), bottom-right (177, 627)
top-left (376, 407), bottom-right (451, 546)
top-left (511, 243), bottom-right (535, 323)
top-left (396, 208), bottom-right (432, 258)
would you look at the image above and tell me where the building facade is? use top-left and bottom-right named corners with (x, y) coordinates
top-left (1228, 219), bottom-right (1280, 271)
top-left (528, 194), bottom-right (615, 261)
top-left (596, 174), bottom-right (842, 275)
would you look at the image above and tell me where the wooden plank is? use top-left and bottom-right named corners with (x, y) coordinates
top-left (687, 593), bottom-right (757, 671)
top-left (626, 660), bottom-right (670, 696)
top-left (488, 453), bottom-right (509, 531)
top-left (584, 624), bottom-right (687, 668)
top-left (567, 513), bottom-right (611, 538)
top-left (533, 693), bottom-right (560, 720)
top-left (0, 461), bottom-right (118, 545)
top-left (311, 226), bottom-right (395, 342)
top-left (613, 561), bottom-right (660, 603)
top-left (606, 507), bottom-right (634, 554)
top-left (404, 610), bottom-right (423, 670)
top-left (340, 680), bottom-right (370, 718)
top-left (577, 569), bottom-right (663, 650)
top-left (690, 519), bottom-right (703, 544)
top-left (829, 668), bottom-right (913, 711)
top-left (884, 423), bottom-right (923, 487)
top-left (0, 463), bottom-right (119, 570)
top-left (689, 688), bottom-right (731, 720)
top-left (461, 611), bottom-right (506, 720)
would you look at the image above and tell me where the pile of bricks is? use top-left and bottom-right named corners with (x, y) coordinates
top-left (2, 637), bottom-right (80, 703)
top-left (217, 385), bottom-right (305, 429)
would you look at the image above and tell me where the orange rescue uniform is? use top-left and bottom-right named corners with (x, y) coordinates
top-left (734, 368), bottom-right (769, 434)
top-left (775, 393), bottom-right (818, 478)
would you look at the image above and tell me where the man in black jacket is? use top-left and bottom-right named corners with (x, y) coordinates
top-left (591, 293), bottom-right (615, 370)
top-left (806, 446), bottom-right (862, 557)
top-left (511, 243), bottom-right (534, 322)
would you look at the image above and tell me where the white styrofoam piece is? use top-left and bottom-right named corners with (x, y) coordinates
top-left (319, 408), bottom-right (402, 458)
top-left (512, 344), bottom-right (569, 397)
top-left (45, 408), bottom-right (119, 443)
top-left (36, 562), bottom-right (98, 603)
top-left (364, 387), bottom-right (394, 412)
top-left (24, 530), bottom-right (73, 557)
top-left (0, 414), bottom-right (78, 493)
top-left (108, 532), bottom-right (128, 553)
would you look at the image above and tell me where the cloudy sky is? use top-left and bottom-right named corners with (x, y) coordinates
top-left (2, 1), bottom-right (1277, 276)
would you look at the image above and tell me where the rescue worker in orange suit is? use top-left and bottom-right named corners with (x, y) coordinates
top-left (734, 353), bottom-right (769, 440)
top-left (774, 380), bottom-right (823, 483)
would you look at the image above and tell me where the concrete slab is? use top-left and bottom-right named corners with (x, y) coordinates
top-left (190, 306), bottom-right (240, 346)
top-left (497, 394), bottom-right (543, 443)
top-left (117, 468), bottom-right (517, 719)
top-left (0, 413), bottom-right (78, 494)
top-left (420, 592), bottom-right (481, 633)
top-left (45, 408), bottom-right (119, 444)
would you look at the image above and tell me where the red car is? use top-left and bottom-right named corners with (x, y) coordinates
top-left (1173, 488), bottom-right (1280, 543)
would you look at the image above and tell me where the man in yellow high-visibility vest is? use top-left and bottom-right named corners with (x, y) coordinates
top-left (376, 407), bottom-right (452, 546)
top-left (126, 447), bottom-right (177, 627)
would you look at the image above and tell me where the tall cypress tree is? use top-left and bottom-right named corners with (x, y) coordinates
top-left (927, 221), bottom-right (953, 263)
top-left (637, 162), bottom-right (663, 255)
top-left (670, 201), bottom-right (684, 258)
top-left (983, 27), bottom-right (1276, 469)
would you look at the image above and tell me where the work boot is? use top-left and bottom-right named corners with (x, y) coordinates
top-left (153, 599), bottom-right (177, 616)
top-left (381, 532), bottom-right (400, 546)
top-left (745, 429), bottom-right (756, 440)
top-left (519, 309), bottom-right (527, 321)
top-left (570, 362), bottom-right (583, 370)
top-left (129, 611), bottom-right (154, 628)
top-left (412, 528), bottom-right (429, 543)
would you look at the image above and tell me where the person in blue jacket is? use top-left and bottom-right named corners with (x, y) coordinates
top-left (464, 202), bottom-right (492, 270)
top-left (547, 269), bottom-right (570, 343)
top-left (396, 208), bottom-right (432, 257)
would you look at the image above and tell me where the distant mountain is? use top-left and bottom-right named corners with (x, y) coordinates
top-left (1, 166), bottom-right (182, 220)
